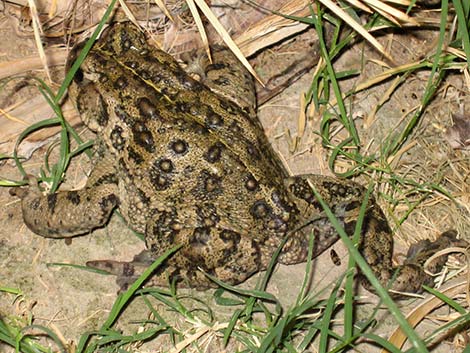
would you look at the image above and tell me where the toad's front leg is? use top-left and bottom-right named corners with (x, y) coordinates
top-left (11, 181), bottom-right (119, 238)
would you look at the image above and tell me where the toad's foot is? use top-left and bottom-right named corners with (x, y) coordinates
top-left (362, 229), bottom-right (468, 296)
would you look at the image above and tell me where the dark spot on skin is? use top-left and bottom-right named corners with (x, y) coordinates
top-left (190, 227), bottom-right (211, 247)
top-left (114, 105), bottom-right (132, 124)
top-left (372, 214), bottom-right (392, 235)
top-left (158, 158), bottom-right (174, 173)
top-left (66, 191), bottom-right (81, 205)
top-left (250, 200), bottom-right (270, 219)
top-left (323, 181), bottom-right (362, 199)
top-left (123, 263), bottom-right (135, 277)
top-left (114, 76), bottom-right (128, 89)
top-left (196, 204), bottom-right (220, 227)
top-left (92, 173), bottom-right (118, 187)
top-left (206, 110), bottom-right (223, 127)
top-left (73, 67), bottom-right (84, 84)
top-left (125, 61), bottom-right (138, 69)
top-left (151, 72), bottom-right (163, 85)
top-left (96, 96), bottom-right (109, 127)
top-left (47, 194), bottom-right (57, 213)
top-left (214, 77), bottom-right (230, 86)
top-left (219, 229), bottom-right (241, 244)
top-left (161, 85), bottom-right (178, 99)
top-left (121, 36), bottom-right (132, 51)
top-left (137, 188), bottom-right (150, 206)
top-left (110, 125), bottom-right (125, 151)
top-left (302, 191), bottom-right (315, 204)
top-left (218, 231), bottom-right (243, 261)
top-left (151, 174), bottom-right (169, 190)
top-left (246, 142), bottom-right (260, 160)
top-left (218, 99), bottom-right (237, 115)
top-left (31, 198), bottom-right (41, 210)
top-left (267, 217), bottom-right (286, 231)
top-left (185, 102), bottom-right (200, 116)
top-left (176, 102), bottom-right (191, 114)
top-left (137, 70), bottom-right (150, 80)
top-left (98, 75), bottom-right (109, 83)
top-left (205, 143), bottom-right (223, 163)
top-left (170, 139), bottom-right (188, 154)
top-left (229, 121), bottom-right (243, 134)
top-left (98, 194), bottom-right (119, 211)
top-left (173, 69), bottom-right (202, 91)
top-left (127, 146), bottom-right (144, 165)
top-left (137, 97), bottom-right (160, 120)
top-left (289, 178), bottom-right (316, 204)
top-left (192, 122), bottom-right (209, 135)
top-left (245, 175), bottom-right (258, 191)
top-left (151, 210), bottom-right (179, 242)
top-left (132, 123), bottom-right (155, 153)
top-left (205, 62), bottom-right (227, 73)
top-left (150, 160), bottom-right (172, 190)
top-left (344, 201), bottom-right (361, 212)
top-left (202, 171), bottom-right (221, 193)
top-left (271, 191), bottom-right (293, 213)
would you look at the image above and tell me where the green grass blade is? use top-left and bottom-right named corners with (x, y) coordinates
top-left (453, 0), bottom-right (470, 67)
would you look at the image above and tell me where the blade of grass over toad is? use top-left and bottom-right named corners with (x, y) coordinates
top-left (55, 0), bottom-right (118, 104)
top-left (321, 183), bottom-right (369, 352)
top-left (308, 181), bottom-right (430, 353)
top-left (295, 232), bottom-right (315, 304)
top-left (343, 219), bottom-right (363, 339)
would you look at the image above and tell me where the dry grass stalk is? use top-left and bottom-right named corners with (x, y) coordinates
top-left (235, 0), bottom-right (311, 56)
top-left (192, 0), bottom-right (262, 83)
top-left (27, 0), bottom-right (52, 82)
top-left (385, 281), bottom-right (470, 352)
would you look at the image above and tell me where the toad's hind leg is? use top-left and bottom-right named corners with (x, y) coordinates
top-left (88, 219), bottom-right (263, 290)
top-left (185, 45), bottom-right (256, 117)
top-left (284, 175), bottom-right (468, 294)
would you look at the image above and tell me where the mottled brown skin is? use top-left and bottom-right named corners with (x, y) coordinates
top-left (13, 23), bottom-right (467, 294)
